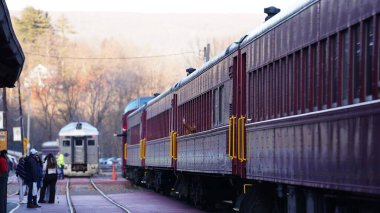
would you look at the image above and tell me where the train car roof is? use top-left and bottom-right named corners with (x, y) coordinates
top-left (59, 122), bottom-right (99, 137)
top-left (241, 0), bottom-right (317, 48)
top-left (42, 141), bottom-right (59, 147)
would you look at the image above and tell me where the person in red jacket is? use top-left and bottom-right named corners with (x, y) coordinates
top-left (0, 150), bottom-right (9, 213)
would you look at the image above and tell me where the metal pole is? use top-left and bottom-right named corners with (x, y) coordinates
top-left (2, 88), bottom-right (7, 148)
top-left (17, 80), bottom-right (24, 155)
top-left (27, 85), bottom-right (30, 150)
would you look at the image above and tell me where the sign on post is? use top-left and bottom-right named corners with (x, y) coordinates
top-left (0, 111), bottom-right (3, 129)
top-left (0, 130), bottom-right (7, 150)
top-left (13, 127), bottom-right (21, 141)
top-left (23, 137), bottom-right (28, 155)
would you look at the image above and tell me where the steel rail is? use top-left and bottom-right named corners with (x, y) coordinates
top-left (90, 178), bottom-right (132, 213)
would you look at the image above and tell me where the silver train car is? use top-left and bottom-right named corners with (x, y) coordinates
top-left (58, 122), bottom-right (99, 176)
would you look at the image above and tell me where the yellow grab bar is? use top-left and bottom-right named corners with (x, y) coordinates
top-left (243, 184), bottom-right (252, 194)
top-left (140, 139), bottom-right (146, 160)
top-left (241, 116), bottom-right (246, 162)
top-left (169, 131), bottom-right (173, 158)
top-left (124, 144), bottom-right (127, 160)
top-left (238, 116), bottom-right (246, 162)
top-left (232, 116), bottom-right (236, 159)
top-left (228, 117), bottom-right (232, 158)
top-left (237, 117), bottom-right (241, 161)
top-left (143, 138), bottom-right (146, 160)
top-left (173, 132), bottom-right (177, 160)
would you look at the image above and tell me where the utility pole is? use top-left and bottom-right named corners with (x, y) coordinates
top-left (1, 89), bottom-right (6, 128)
top-left (17, 80), bottom-right (24, 155)
top-left (1, 88), bottom-right (7, 151)
top-left (204, 43), bottom-right (210, 63)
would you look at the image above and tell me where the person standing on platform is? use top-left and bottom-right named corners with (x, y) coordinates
top-left (57, 152), bottom-right (65, 180)
top-left (16, 156), bottom-right (27, 204)
top-left (39, 154), bottom-right (58, 204)
top-left (35, 155), bottom-right (43, 193)
top-left (0, 150), bottom-right (9, 213)
top-left (25, 149), bottom-right (41, 208)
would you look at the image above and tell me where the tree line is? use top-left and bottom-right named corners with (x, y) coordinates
top-left (8, 7), bottom-right (236, 157)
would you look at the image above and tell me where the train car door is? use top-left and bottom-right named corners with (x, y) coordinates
top-left (170, 94), bottom-right (178, 169)
top-left (72, 137), bottom-right (87, 167)
top-left (140, 110), bottom-right (147, 167)
top-left (231, 50), bottom-right (247, 178)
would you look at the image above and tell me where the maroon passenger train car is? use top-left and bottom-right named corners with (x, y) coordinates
top-left (120, 0), bottom-right (380, 212)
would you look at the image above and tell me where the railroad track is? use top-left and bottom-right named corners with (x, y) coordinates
top-left (66, 177), bottom-right (131, 213)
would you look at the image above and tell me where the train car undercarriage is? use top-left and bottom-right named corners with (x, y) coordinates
top-left (126, 165), bottom-right (380, 212)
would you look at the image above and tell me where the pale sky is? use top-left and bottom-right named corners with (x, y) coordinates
top-left (6, 0), bottom-right (303, 13)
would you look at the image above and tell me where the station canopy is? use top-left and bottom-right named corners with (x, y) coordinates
top-left (0, 0), bottom-right (25, 88)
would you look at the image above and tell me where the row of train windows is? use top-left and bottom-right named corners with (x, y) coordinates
top-left (62, 140), bottom-right (95, 147)
top-left (247, 16), bottom-right (379, 122)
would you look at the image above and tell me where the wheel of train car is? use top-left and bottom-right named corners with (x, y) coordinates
top-left (146, 171), bottom-right (154, 189)
top-left (239, 184), bottom-right (274, 213)
top-left (191, 179), bottom-right (206, 208)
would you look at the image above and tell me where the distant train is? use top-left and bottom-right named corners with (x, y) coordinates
top-left (58, 122), bottom-right (99, 176)
top-left (120, 0), bottom-right (380, 212)
top-left (41, 140), bottom-right (59, 158)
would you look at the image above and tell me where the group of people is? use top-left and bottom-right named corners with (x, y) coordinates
top-left (0, 148), bottom-right (66, 211)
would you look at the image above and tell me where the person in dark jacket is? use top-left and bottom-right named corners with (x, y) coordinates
top-left (35, 155), bottom-right (43, 191)
top-left (0, 150), bottom-right (9, 213)
top-left (16, 157), bottom-right (27, 204)
top-left (39, 153), bottom-right (58, 204)
top-left (25, 149), bottom-right (41, 208)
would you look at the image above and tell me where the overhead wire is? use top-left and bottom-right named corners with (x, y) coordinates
top-left (23, 51), bottom-right (196, 60)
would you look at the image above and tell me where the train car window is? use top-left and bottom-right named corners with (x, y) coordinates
top-left (88, 140), bottom-right (95, 146)
top-left (295, 51), bottom-right (301, 114)
top-left (213, 89), bottom-right (218, 126)
top-left (364, 18), bottom-right (374, 100)
top-left (63, 140), bottom-right (70, 147)
top-left (258, 69), bottom-right (262, 121)
top-left (321, 39), bottom-right (328, 109)
top-left (330, 35), bottom-right (338, 107)
top-left (248, 72), bottom-right (253, 120)
top-left (269, 64), bottom-right (274, 119)
top-left (303, 48), bottom-right (309, 113)
top-left (219, 85), bottom-right (224, 124)
top-left (312, 44), bottom-right (318, 111)
top-left (281, 58), bottom-right (287, 116)
top-left (352, 24), bottom-right (361, 103)
top-left (75, 139), bottom-right (83, 146)
top-left (288, 55), bottom-right (294, 115)
top-left (341, 30), bottom-right (350, 106)
top-left (275, 61), bottom-right (280, 118)
top-left (264, 66), bottom-right (268, 120)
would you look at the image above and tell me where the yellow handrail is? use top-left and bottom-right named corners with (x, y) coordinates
top-left (140, 139), bottom-right (146, 160)
top-left (237, 117), bottom-right (241, 161)
top-left (228, 117), bottom-right (232, 158)
top-left (241, 116), bottom-right (246, 162)
top-left (124, 144), bottom-right (127, 160)
top-left (173, 132), bottom-right (177, 160)
top-left (232, 116), bottom-right (236, 159)
top-left (243, 184), bottom-right (252, 194)
top-left (143, 138), bottom-right (146, 160)
top-left (169, 131), bottom-right (173, 158)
